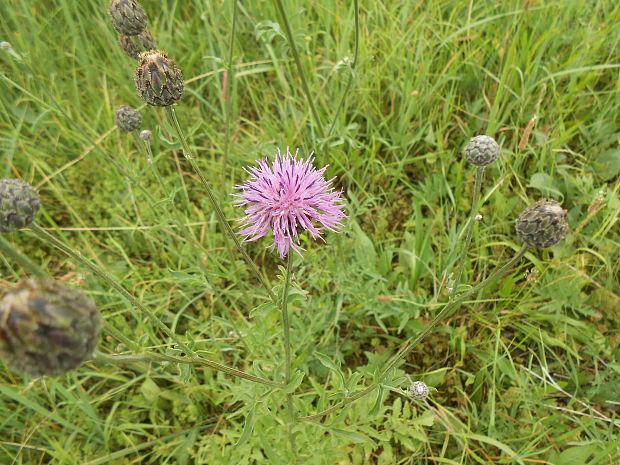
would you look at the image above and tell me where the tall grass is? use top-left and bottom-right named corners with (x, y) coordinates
top-left (1, 0), bottom-right (619, 463)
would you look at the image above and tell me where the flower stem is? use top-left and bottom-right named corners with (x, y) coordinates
top-left (29, 223), bottom-right (196, 354)
top-left (0, 234), bottom-right (46, 277)
top-left (221, 0), bottom-right (239, 192)
top-left (300, 245), bottom-right (529, 421)
top-left (164, 106), bottom-right (278, 304)
top-left (326, 0), bottom-right (359, 138)
top-left (94, 351), bottom-right (284, 387)
top-left (281, 252), bottom-right (297, 455)
top-left (271, 0), bottom-right (325, 136)
top-left (450, 166), bottom-right (485, 298)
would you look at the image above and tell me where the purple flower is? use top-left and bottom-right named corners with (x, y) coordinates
top-left (234, 148), bottom-right (347, 258)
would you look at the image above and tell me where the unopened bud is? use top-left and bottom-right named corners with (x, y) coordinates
top-left (109, 0), bottom-right (148, 36)
top-left (0, 179), bottom-right (40, 232)
top-left (134, 50), bottom-right (184, 107)
top-left (408, 381), bottom-right (429, 400)
top-left (115, 105), bottom-right (142, 132)
top-left (0, 279), bottom-right (102, 377)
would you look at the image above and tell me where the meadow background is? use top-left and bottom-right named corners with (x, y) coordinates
top-left (1, 0), bottom-right (619, 463)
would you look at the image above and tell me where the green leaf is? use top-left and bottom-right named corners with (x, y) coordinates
top-left (314, 351), bottom-right (345, 386)
top-left (330, 428), bottom-right (373, 444)
top-left (235, 405), bottom-right (256, 447)
top-left (282, 370), bottom-right (305, 394)
top-left (528, 172), bottom-right (563, 198)
top-left (550, 445), bottom-right (595, 465)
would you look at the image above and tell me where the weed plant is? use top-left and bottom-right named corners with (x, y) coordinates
top-left (0, 0), bottom-right (619, 464)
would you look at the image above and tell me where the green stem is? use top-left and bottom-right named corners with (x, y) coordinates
top-left (271, 0), bottom-right (325, 136)
top-left (29, 223), bottom-right (196, 355)
top-left (281, 252), bottom-right (297, 455)
top-left (94, 351), bottom-right (284, 387)
top-left (221, 0), bottom-right (239, 192)
top-left (0, 234), bottom-right (46, 277)
top-left (300, 245), bottom-right (529, 421)
top-left (164, 106), bottom-right (278, 304)
top-left (450, 166), bottom-right (485, 298)
top-left (326, 0), bottom-right (359, 138)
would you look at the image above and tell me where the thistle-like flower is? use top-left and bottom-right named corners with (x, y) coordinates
top-left (516, 199), bottom-right (569, 248)
top-left (134, 50), bottom-right (184, 107)
top-left (234, 149), bottom-right (347, 258)
top-left (463, 135), bottom-right (500, 167)
top-left (0, 279), bottom-right (102, 377)
top-left (115, 105), bottom-right (142, 132)
top-left (109, 0), bottom-right (147, 36)
top-left (0, 179), bottom-right (40, 232)
top-left (139, 129), bottom-right (152, 141)
top-left (408, 381), bottom-right (429, 400)
top-left (119, 30), bottom-right (157, 60)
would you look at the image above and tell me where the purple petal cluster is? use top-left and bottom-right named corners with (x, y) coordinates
top-left (234, 149), bottom-right (347, 258)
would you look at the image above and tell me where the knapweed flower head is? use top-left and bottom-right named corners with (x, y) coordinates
top-left (463, 135), bottom-right (500, 167)
top-left (109, 0), bottom-right (147, 36)
top-left (516, 199), bottom-right (569, 249)
top-left (234, 149), bottom-right (347, 258)
top-left (0, 279), bottom-right (102, 377)
top-left (119, 30), bottom-right (157, 60)
top-left (408, 381), bottom-right (429, 400)
top-left (0, 178), bottom-right (40, 232)
top-left (115, 105), bottom-right (141, 132)
top-left (134, 50), bottom-right (184, 107)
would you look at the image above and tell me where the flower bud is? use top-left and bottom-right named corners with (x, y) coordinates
top-left (516, 199), bottom-right (569, 248)
top-left (408, 381), bottom-right (429, 400)
top-left (139, 129), bottom-right (152, 141)
top-left (109, 0), bottom-right (147, 36)
top-left (0, 179), bottom-right (40, 232)
top-left (463, 135), bottom-right (500, 167)
top-left (0, 279), bottom-right (102, 377)
top-left (115, 105), bottom-right (142, 132)
top-left (134, 50), bottom-right (184, 107)
top-left (118, 30), bottom-right (157, 60)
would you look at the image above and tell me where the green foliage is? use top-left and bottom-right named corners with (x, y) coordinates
top-left (1, 0), bottom-right (619, 463)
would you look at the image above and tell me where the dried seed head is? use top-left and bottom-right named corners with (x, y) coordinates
top-left (118, 30), bottom-right (157, 60)
top-left (0, 279), bottom-right (102, 377)
top-left (134, 50), bottom-right (184, 107)
top-left (463, 135), bottom-right (500, 167)
top-left (115, 105), bottom-right (142, 132)
top-left (139, 129), bottom-right (152, 141)
top-left (0, 179), bottom-right (40, 232)
top-left (408, 381), bottom-right (429, 400)
top-left (109, 0), bottom-right (147, 36)
top-left (516, 199), bottom-right (569, 248)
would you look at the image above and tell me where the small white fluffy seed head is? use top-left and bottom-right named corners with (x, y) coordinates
top-left (139, 129), bottom-right (152, 141)
top-left (463, 135), bottom-right (500, 167)
top-left (408, 381), bottom-right (429, 400)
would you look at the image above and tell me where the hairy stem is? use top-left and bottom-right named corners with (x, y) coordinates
top-left (221, 0), bottom-right (239, 192)
top-left (271, 0), bottom-right (325, 136)
top-left (0, 234), bottom-right (46, 277)
top-left (300, 245), bottom-right (529, 421)
top-left (326, 0), bottom-right (359, 138)
top-left (281, 253), bottom-right (297, 453)
top-left (450, 166), bottom-right (485, 297)
top-left (165, 106), bottom-right (278, 304)
top-left (95, 351), bottom-right (284, 387)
